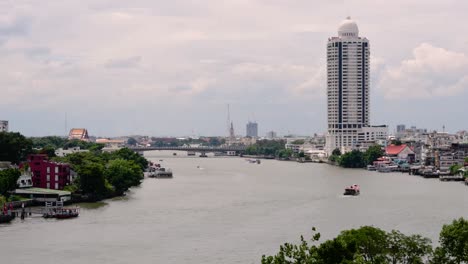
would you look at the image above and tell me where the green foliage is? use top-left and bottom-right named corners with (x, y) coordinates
top-left (30, 136), bottom-right (104, 151)
top-left (432, 218), bottom-right (468, 264)
top-left (339, 150), bottom-right (366, 168)
top-left (298, 151), bottom-right (305, 158)
top-left (262, 225), bottom-right (436, 264)
top-left (104, 159), bottom-right (143, 195)
top-left (387, 230), bottom-right (432, 264)
top-left (76, 162), bottom-right (107, 196)
top-left (245, 140), bottom-right (286, 157)
top-left (328, 154), bottom-right (340, 163)
top-left (127, 137), bottom-right (138, 146)
top-left (0, 169), bottom-right (21, 196)
top-left (449, 164), bottom-right (463, 175)
top-left (0, 132), bottom-right (33, 164)
top-left (111, 148), bottom-right (148, 170)
top-left (291, 139), bottom-right (305, 145)
top-left (465, 157), bottom-right (468, 164)
top-left (39, 145), bottom-right (57, 158)
top-left (364, 145), bottom-right (384, 166)
top-left (278, 149), bottom-right (294, 160)
top-left (53, 148), bottom-right (147, 197)
top-left (332, 148), bottom-right (342, 156)
top-left (391, 140), bottom-right (402, 146)
top-left (30, 136), bottom-right (67, 149)
top-left (338, 226), bottom-right (389, 263)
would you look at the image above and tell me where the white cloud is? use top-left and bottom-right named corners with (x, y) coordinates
top-left (379, 43), bottom-right (468, 99)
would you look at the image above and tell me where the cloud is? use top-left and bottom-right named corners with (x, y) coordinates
top-left (379, 43), bottom-right (468, 99)
top-left (105, 56), bottom-right (142, 68)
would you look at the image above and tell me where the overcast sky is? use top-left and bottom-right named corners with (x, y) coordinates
top-left (1, 0), bottom-right (468, 137)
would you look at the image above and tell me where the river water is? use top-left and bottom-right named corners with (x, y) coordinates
top-left (1, 150), bottom-right (467, 264)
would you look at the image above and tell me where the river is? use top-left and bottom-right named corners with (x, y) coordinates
top-left (1, 150), bottom-right (467, 264)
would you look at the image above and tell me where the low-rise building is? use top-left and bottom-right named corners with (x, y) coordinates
top-left (55, 147), bottom-right (89, 157)
top-left (27, 154), bottom-right (72, 190)
top-left (385, 144), bottom-right (415, 162)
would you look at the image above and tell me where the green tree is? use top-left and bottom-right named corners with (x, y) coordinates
top-left (0, 132), bottom-right (33, 164)
top-left (364, 145), bottom-right (384, 165)
top-left (110, 148), bottom-right (148, 170)
top-left (76, 162), bottom-right (107, 196)
top-left (337, 226), bottom-right (389, 264)
top-left (291, 139), bottom-right (305, 145)
top-left (432, 218), bottom-right (468, 264)
top-left (261, 228), bottom-right (321, 264)
top-left (104, 159), bottom-right (143, 195)
top-left (39, 145), bottom-right (57, 158)
top-left (0, 169), bottom-right (21, 196)
top-left (127, 137), bottom-right (138, 146)
top-left (339, 150), bottom-right (366, 168)
top-left (449, 164), bottom-right (463, 175)
top-left (387, 230), bottom-right (432, 264)
top-left (332, 148), bottom-right (342, 156)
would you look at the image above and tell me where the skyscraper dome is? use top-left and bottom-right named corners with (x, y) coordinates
top-left (338, 16), bottom-right (359, 38)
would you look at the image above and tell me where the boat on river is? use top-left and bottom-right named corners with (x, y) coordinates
top-left (148, 167), bottom-right (173, 178)
top-left (43, 207), bottom-right (79, 219)
top-left (344, 184), bottom-right (360, 196)
top-left (0, 213), bottom-right (15, 224)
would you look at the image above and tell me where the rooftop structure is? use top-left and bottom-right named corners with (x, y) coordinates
top-left (68, 128), bottom-right (89, 141)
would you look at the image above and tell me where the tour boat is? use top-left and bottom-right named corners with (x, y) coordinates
top-left (43, 207), bottom-right (79, 219)
top-left (55, 208), bottom-right (79, 219)
top-left (343, 184), bottom-right (360, 196)
top-left (148, 167), bottom-right (173, 178)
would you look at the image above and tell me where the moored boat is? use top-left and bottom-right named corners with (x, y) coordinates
top-left (148, 167), bottom-right (173, 178)
top-left (344, 184), bottom-right (360, 196)
top-left (0, 213), bottom-right (15, 224)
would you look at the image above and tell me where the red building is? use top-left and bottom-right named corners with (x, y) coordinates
top-left (27, 154), bottom-right (71, 190)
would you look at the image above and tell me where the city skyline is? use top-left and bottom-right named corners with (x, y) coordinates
top-left (1, 1), bottom-right (468, 137)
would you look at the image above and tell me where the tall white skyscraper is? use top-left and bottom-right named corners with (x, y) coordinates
top-left (325, 17), bottom-right (387, 154)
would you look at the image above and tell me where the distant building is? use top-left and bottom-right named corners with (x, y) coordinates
top-left (27, 154), bottom-right (72, 190)
top-left (246, 122), bottom-right (258, 138)
top-left (396, 125), bottom-right (406, 133)
top-left (68, 128), bottom-right (89, 141)
top-left (55, 147), bottom-right (89, 157)
top-left (266, 131), bottom-right (277, 139)
top-left (0, 120), bottom-right (8, 132)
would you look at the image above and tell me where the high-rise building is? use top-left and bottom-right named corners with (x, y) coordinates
top-left (396, 125), bottom-right (406, 133)
top-left (325, 17), bottom-right (387, 154)
top-left (246, 122), bottom-right (258, 138)
top-left (266, 131), bottom-right (277, 139)
top-left (0, 120), bottom-right (8, 132)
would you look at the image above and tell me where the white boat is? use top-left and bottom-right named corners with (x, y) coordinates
top-left (148, 168), bottom-right (173, 178)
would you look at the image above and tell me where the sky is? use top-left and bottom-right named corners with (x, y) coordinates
top-left (1, 0), bottom-right (468, 137)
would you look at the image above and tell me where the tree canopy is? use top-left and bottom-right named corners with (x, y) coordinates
top-left (262, 221), bottom-right (443, 264)
top-left (0, 132), bottom-right (33, 164)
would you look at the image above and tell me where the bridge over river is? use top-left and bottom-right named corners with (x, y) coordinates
top-left (129, 146), bottom-right (247, 155)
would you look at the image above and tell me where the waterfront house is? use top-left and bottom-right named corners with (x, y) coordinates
top-left (27, 154), bottom-right (71, 190)
top-left (385, 144), bottom-right (415, 162)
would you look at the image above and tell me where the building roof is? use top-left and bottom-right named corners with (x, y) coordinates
top-left (338, 16), bottom-right (359, 38)
top-left (385, 144), bottom-right (411, 155)
top-left (69, 128), bottom-right (89, 140)
top-left (14, 187), bottom-right (71, 196)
